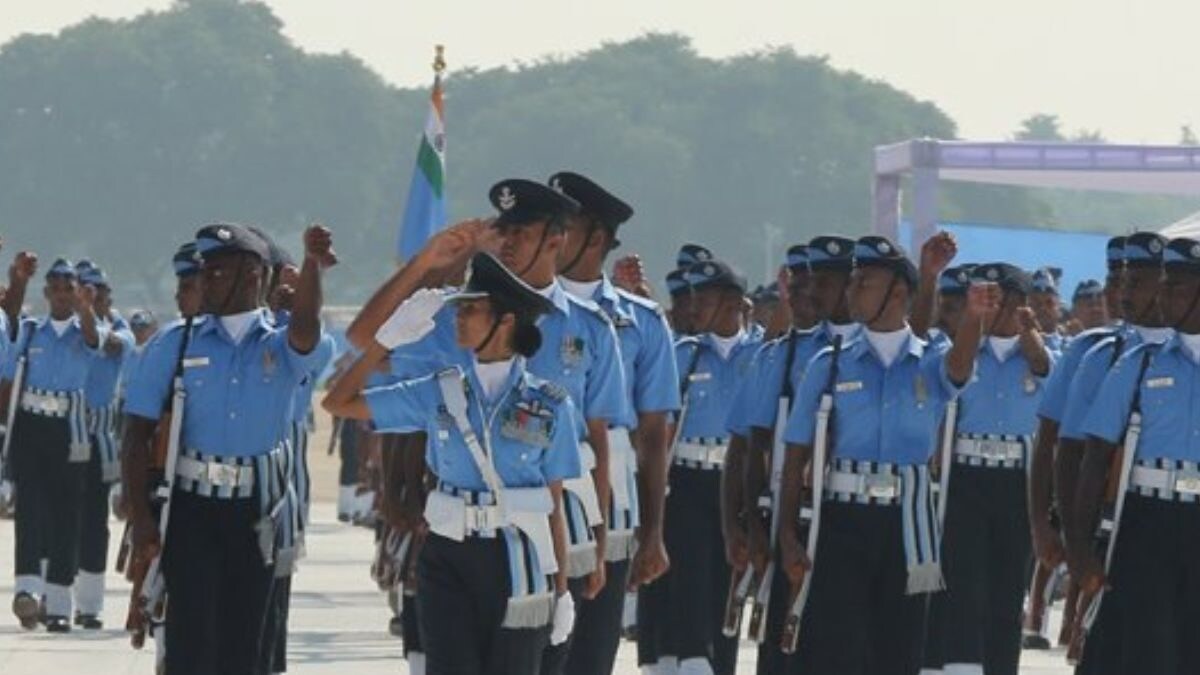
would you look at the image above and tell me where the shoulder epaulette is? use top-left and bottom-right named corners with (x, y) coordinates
top-left (615, 288), bottom-right (664, 316)
top-left (565, 293), bottom-right (610, 323)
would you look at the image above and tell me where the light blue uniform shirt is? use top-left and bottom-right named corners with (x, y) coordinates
top-left (1037, 325), bottom-right (1122, 424)
top-left (956, 342), bottom-right (1050, 437)
top-left (84, 314), bottom-right (134, 408)
top-left (1060, 327), bottom-right (1174, 441)
top-left (366, 358), bottom-right (582, 490)
top-left (1082, 336), bottom-right (1199, 463)
top-left (584, 278), bottom-right (680, 428)
top-left (738, 323), bottom-right (859, 433)
top-left (4, 316), bottom-right (106, 392)
top-left (392, 283), bottom-right (628, 439)
top-left (125, 310), bottom-right (329, 458)
top-left (676, 331), bottom-right (762, 440)
top-left (273, 310), bottom-right (336, 424)
top-left (783, 333), bottom-right (962, 465)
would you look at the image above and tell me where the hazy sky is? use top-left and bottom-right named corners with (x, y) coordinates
top-left (5, 0), bottom-right (1199, 143)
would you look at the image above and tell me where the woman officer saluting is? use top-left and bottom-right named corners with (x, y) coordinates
top-left (324, 251), bottom-right (580, 674)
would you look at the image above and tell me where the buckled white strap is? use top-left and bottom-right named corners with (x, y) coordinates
top-left (826, 470), bottom-right (900, 500)
top-left (674, 441), bottom-right (729, 468)
top-left (1130, 465), bottom-right (1200, 496)
top-left (175, 455), bottom-right (256, 490)
top-left (20, 391), bottom-right (70, 416)
top-left (953, 437), bottom-right (1024, 462)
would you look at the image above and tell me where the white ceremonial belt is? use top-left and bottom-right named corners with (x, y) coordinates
top-left (1130, 465), bottom-right (1200, 496)
top-left (19, 391), bottom-right (71, 417)
top-left (175, 454), bottom-right (256, 490)
top-left (826, 470), bottom-right (901, 500)
top-left (953, 436), bottom-right (1024, 462)
top-left (674, 441), bottom-right (729, 469)
top-left (425, 487), bottom-right (558, 574)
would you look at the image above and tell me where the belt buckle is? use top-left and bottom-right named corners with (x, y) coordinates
top-left (469, 504), bottom-right (499, 532)
top-left (978, 440), bottom-right (1006, 459)
top-left (207, 462), bottom-right (241, 487)
top-left (864, 474), bottom-right (898, 499)
top-left (1174, 472), bottom-right (1200, 495)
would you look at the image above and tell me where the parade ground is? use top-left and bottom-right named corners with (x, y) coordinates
top-left (0, 412), bottom-right (1074, 675)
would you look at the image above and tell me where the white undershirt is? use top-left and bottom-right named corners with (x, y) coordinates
top-left (827, 322), bottom-right (859, 341)
top-left (535, 282), bottom-right (556, 300)
top-left (710, 330), bottom-right (745, 360)
top-left (559, 277), bottom-right (602, 301)
top-left (866, 326), bottom-right (911, 368)
top-left (49, 318), bottom-right (72, 336)
top-left (1179, 333), bottom-right (1200, 364)
top-left (220, 310), bottom-right (259, 344)
top-left (988, 336), bottom-right (1020, 363)
top-left (1133, 325), bottom-right (1174, 345)
top-left (474, 358), bottom-right (514, 401)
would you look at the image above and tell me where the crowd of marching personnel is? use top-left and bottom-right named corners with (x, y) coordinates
top-left (2, 171), bottom-right (1199, 675)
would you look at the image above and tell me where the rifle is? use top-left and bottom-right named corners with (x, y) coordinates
top-left (124, 318), bottom-right (193, 649)
top-left (748, 329), bottom-right (802, 643)
top-left (781, 335), bottom-right (842, 654)
top-left (1067, 343), bottom-right (1150, 664)
top-left (0, 319), bottom-right (34, 514)
top-left (722, 566), bottom-right (757, 637)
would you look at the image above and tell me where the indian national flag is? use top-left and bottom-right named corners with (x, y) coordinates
top-left (396, 72), bottom-right (447, 260)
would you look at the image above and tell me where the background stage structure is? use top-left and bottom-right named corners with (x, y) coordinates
top-left (873, 140), bottom-right (1200, 273)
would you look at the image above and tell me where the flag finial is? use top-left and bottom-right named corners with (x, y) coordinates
top-left (433, 45), bottom-right (446, 75)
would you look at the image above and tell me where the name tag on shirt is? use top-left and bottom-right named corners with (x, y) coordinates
top-left (1146, 377), bottom-right (1175, 389)
top-left (836, 381), bottom-right (863, 393)
top-left (689, 372), bottom-right (712, 382)
top-left (28, 347), bottom-right (43, 354)
top-left (183, 357), bottom-right (210, 368)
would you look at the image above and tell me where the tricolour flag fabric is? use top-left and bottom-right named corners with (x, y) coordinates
top-left (397, 74), bottom-right (447, 260)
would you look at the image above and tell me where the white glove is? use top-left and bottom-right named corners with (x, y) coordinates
top-left (550, 591), bottom-right (576, 645)
top-left (0, 480), bottom-right (12, 511)
top-left (374, 288), bottom-right (445, 350)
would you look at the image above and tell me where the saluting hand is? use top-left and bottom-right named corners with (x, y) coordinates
top-left (1015, 306), bottom-right (1039, 335)
top-left (418, 219), bottom-right (488, 272)
top-left (74, 284), bottom-right (97, 314)
top-left (9, 251), bottom-right (37, 284)
top-left (612, 254), bottom-right (652, 298)
top-left (304, 224), bottom-right (338, 268)
top-left (920, 231), bottom-right (958, 278)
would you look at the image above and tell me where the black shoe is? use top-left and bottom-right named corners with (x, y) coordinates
top-left (1022, 631), bottom-right (1052, 650)
top-left (45, 615), bottom-right (71, 633)
top-left (12, 592), bottom-right (39, 630)
top-left (388, 616), bottom-right (404, 638)
top-left (74, 613), bottom-right (103, 630)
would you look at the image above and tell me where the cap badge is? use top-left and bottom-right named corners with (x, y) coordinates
top-left (986, 268), bottom-right (999, 281)
top-left (877, 240), bottom-right (892, 255)
top-left (550, 178), bottom-right (563, 193)
top-left (703, 264), bottom-right (716, 276)
top-left (217, 227), bottom-right (232, 241)
top-left (498, 186), bottom-right (516, 211)
top-left (1149, 239), bottom-right (1163, 254)
top-left (826, 241), bottom-right (840, 255)
top-left (1191, 244), bottom-right (1200, 259)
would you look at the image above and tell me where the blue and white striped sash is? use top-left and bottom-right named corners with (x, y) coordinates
top-left (88, 403), bottom-right (119, 481)
top-left (437, 483), bottom-right (555, 628)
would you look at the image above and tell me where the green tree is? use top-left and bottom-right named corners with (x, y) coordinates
top-left (0, 1), bottom-right (1054, 309)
